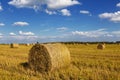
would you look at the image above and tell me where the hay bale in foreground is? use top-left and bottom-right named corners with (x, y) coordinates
top-left (10, 43), bottom-right (19, 48)
top-left (28, 43), bottom-right (71, 72)
top-left (97, 43), bottom-right (105, 49)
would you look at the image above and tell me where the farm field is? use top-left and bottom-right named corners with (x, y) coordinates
top-left (0, 44), bottom-right (120, 80)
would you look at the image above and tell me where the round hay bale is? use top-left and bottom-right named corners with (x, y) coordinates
top-left (85, 43), bottom-right (89, 45)
top-left (97, 44), bottom-right (105, 49)
top-left (117, 43), bottom-right (120, 45)
top-left (10, 43), bottom-right (19, 48)
top-left (31, 43), bottom-right (35, 46)
top-left (28, 43), bottom-right (71, 72)
top-left (26, 43), bottom-right (30, 46)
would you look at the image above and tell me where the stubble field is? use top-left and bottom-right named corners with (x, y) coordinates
top-left (0, 44), bottom-right (120, 80)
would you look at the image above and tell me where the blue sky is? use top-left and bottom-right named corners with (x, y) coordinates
top-left (0, 0), bottom-right (120, 43)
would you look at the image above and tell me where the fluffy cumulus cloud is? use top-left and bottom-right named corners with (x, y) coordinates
top-left (0, 23), bottom-right (5, 26)
top-left (99, 11), bottom-right (120, 22)
top-left (13, 21), bottom-right (29, 26)
top-left (8, 0), bottom-right (80, 10)
top-left (116, 2), bottom-right (120, 7)
top-left (8, 0), bottom-right (41, 10)
top-left (19, 31), bottom-right (35, 36)
top-left (46, 0), bottom-right (80, 9)
top-left (60, 9), bottom-right (71, 16)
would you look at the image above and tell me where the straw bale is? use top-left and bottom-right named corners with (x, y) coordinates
top-left (10, 43), bottom-right (19, 48)
top-left (28, 43), bottom-right (70, 72)
top-left (97, 43), bottom-right (105, 49)
top-left (26, 43), bottom-right (30, 46)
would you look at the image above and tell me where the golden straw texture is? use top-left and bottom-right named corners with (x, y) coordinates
top-left (28, 43), bottom-right (70, 72)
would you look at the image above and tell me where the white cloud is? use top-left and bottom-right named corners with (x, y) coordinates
top-left (8, 0), bottom-right (80, 10)
top-left (19, 31), bottom-right (35, 36)
top-left (112, 31), bottom-right (120, 37)
top-left (45, 9), bottom-right (56, 15)
top-left (13, 21), bottom-right (29, 26)
top-left (0, 23), bottom-right (5, 26)
top-left (11, 35), bottom-right (38, 40)
top-left (46, 0), bottom-right (80, 9)
top-left (0, 33), bottom-right (3, 36)
top-left (70, 29), bottom-right (120, 41)
top-left (9, 32), bottom-right (16, 36)
top-left (80, 10), bottom-right (90, 14)
top-left (116, 2), bottom-right (120, 7)
top-left (0, 36), bottom-right (2, 39)
top-left (60, 9), bottom-right (71, 16)
top-left (0, 31), bottom-right (38, 43)
top-left (2, 29), bottom-right (120, 42)
top-left (0, 33), bottom-right (3, 39)
top-left (5, 35), bottom-right (38, 43)
top-left (112, 31), bottom-right (120, 34)
top-left (99, 11), bottom-right (120, 22)
top-left (38, 29), bottom-right (120, 42)
top-left (8, 0), bottom-right (40, 10)
top-left (0, 6), bottom-right (2, 11)
top-left (0, 3), bottom-right (3, 11)
top-left (72, 29), bottom-right (108, 38)
top-left (57, 27), bottom-right (68, 31)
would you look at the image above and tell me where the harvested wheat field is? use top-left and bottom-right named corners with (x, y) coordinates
top-left (0, 43), bottom-right (120, 80)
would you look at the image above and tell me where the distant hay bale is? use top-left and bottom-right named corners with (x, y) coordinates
top-left (28, 43), bottom-right (71, 72)
top-left (26, 43), bottom-right (30, 46)
top-left (97, 43), bottom-right (105, 49)
top-left (117, 43), bottom-right (120, 45)
top-left (85, 43), bottom-right (89, 45)
top-left (10, 43), bottom-right (19, 48)
top-left (31, 43), bottom-right (35, 45)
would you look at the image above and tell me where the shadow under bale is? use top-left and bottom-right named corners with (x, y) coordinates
top-left (28, 43), bottom-right (71, 73)
top-left (20, 62), bottom-right (30, 69)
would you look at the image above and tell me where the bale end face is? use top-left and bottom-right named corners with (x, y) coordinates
top-left (28, 43), bottom-right (71, 73)
top-left (97, 44), bottom-right (105, 49)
